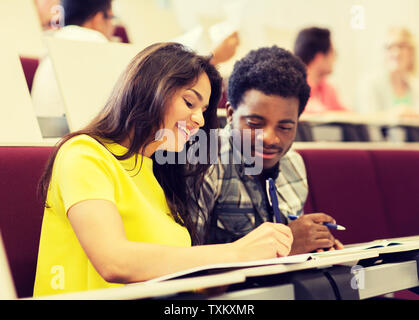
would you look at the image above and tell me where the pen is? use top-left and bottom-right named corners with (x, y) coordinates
top-left (266, 178), bottom-right (284, 224)
top-left (288, 215), bottom-right (346, 231)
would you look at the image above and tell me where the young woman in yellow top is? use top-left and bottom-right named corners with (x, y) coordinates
top-left (33, 42), bottom-right (293, 296)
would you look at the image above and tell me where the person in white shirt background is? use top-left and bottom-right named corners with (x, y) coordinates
top-left (31, 0), bottom-right (240, 122)
top-left (31, 0), bottom-right (115, 118)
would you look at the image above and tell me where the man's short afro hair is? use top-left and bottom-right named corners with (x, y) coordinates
top-left (227, 45), bottom-right (310, 115)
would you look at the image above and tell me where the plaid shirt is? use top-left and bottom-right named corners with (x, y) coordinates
top-left (192, 124), bottom-right (308, 245)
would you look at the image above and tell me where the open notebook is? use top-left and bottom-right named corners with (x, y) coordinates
top-left (313, 237), bottom-right (419, 258)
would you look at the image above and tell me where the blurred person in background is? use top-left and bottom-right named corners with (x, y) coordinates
top-left (294, 27), bottom-right (350, 114)
top-left (357, 27), bottom-right (419, 119)
top-left (32, 0), bottom-right (239, 120)
top-left (32, 0), bottom-right (115, 119)
top-left (210, 31), bottom-right (240, 66)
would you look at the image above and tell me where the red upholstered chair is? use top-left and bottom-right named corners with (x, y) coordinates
top-left (19, 57), bottom-right (40, 93)
top-left (370, 150), bottom-right (419, 238)
top-left (0, 146), bottom-right (53, 298)
top-left (296, 149), bottom-right (391, 245)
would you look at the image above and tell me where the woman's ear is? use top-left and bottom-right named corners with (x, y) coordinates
top-left (226, 102), bottom-right (234, 124)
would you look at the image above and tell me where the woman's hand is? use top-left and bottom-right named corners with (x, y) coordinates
top-left (229, 222), bottom-right (293, 262)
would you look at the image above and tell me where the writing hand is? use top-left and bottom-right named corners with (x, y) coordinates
top-left (288, 213), bottom-right (337, 255)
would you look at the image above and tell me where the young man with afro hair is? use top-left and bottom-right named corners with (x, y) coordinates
top-left (192, 46), bottom-right (343, 254)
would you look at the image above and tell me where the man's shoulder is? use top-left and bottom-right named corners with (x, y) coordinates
top-left (279, 149), bottom-right (307, 182)
top-left (281, 149), bottom-right (305, 166)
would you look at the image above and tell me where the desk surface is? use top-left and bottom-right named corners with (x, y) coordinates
top-left (300, 112), bottom-right (419, 127)
top-left (218, 108), bottom-right (419, 128)
top-left (32, 271), bottom-right (245, 300)
top-left (26, 244), bottom-right (419, 300)
top-left (357, 260), bottom-right (419, 299)
top-left (294, 141), bottom-right (419, 150)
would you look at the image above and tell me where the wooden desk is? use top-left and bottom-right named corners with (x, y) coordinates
top-left (31, 271), bottom-right (245, 300)
top-left (297, 112), bottom-right (419, 142)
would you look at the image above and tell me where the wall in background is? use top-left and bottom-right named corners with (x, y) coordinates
top-left (115, 0), bottom-right (419, 111)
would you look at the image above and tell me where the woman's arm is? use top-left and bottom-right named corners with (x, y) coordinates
top-left (68, 199), bottom-right (293, 284)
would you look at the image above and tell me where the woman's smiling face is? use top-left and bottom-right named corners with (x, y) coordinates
top-left (159, 72), bottom-right (211, 152)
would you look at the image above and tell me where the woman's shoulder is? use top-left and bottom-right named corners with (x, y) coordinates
top-left (60, 134), bottom-right (101, 150)
top-left (57, 134), bottom-right (113, 162)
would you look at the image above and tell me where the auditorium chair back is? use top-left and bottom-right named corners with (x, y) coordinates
top-left (0, 146), bottom-right (52, 298)
top-left (1, 146), bottom-right (418, 298)
top-left (297, 149), bottom-right (419, 244)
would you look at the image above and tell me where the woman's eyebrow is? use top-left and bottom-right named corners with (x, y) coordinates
top-left (187, 89), bottom-right (203, 101)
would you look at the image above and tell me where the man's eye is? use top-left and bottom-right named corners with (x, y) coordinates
top-left (247, 121), bottom-right (263, 127)
top-left (279, 127), bottom-right (293, 131)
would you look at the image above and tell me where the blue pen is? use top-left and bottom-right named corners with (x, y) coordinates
top-left (288, 215), bottom-right (346, 231)
top-left (266, 178), bottom-right (284, 224)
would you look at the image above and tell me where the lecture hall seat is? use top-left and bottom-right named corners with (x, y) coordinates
top-left (0, 146), bottom-right (52, 298)
top-left (0, 146), bottom-right (418, 299)
top-left (298, 149), bottom-right (391, 245)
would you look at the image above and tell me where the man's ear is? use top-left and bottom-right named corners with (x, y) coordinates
top-left (226, 102), bottom-right (234, 124)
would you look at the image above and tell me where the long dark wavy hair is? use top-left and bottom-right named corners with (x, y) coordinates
top-left (38, 42), bottom-right (222, 243)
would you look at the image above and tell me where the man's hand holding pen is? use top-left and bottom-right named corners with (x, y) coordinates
top-left (288, 213), bottom-right (344, 255)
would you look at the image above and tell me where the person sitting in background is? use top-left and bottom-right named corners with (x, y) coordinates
top-left (31, 0), bottom-right (115, 118)
top-left (32, 0), bottom-right (239, 120)
top-left (294, 27), bottom-right (349, 114)
top-left (357, 27), bottom-right (419, 119)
